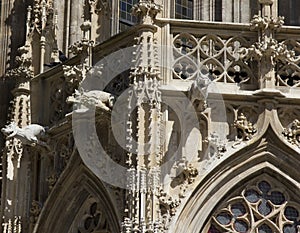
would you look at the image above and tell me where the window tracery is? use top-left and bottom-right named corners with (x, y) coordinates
top-left (77, 199), bottom-right (110, 233)
top-left (207, 179), bottom-right (300, 233)
top-left (172, 33), bottom-right (256, 83)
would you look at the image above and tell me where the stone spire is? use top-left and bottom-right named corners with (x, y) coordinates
top-left (122, 1), bottom-right (164, 232)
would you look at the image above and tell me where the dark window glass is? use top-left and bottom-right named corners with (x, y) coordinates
top-left (278, 0), bottom-right (300, 26)
top-left (119, 0), bottom-right (138, 31)
top-left (175, 0), bottom-right (193, 20)
top-left (215, 0), bottom-right (222, 21)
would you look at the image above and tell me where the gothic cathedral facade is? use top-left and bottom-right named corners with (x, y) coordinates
top-left (0, 0), bottom-right (300, 232)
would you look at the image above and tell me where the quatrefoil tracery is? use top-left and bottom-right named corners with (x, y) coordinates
top-left (209, 180), bottom-right (300, 233)
top-left (172, 33), bottom-right (255, 83)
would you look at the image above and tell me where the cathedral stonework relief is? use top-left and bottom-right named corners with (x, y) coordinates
top-left (0, 0), bottom-right (300, 233)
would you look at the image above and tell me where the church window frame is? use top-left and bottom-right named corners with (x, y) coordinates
top-left (204, 177), bottom-right (300, 233)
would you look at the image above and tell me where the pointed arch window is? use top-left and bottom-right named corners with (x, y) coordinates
top-left (205, 179), bottom-right (300, 233)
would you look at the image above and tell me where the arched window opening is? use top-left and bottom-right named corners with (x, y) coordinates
top-left (278, 0), bottom-right (300, 26)
top-left (175, 0), bottom-right (193, 19)
top-left (205, 179), bottom-right (300, 233)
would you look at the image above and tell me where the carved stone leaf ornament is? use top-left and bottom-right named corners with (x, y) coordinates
top-left (29, 0), bottom-right (55, 32)
top-left (283, 119), bottom-right (300, 147)
top-left (159, 190), bottom-right (181, 217)
top-left (233, 113), bottom-right (257, 141)
top-left (69, 37), bottom-right (94, 56)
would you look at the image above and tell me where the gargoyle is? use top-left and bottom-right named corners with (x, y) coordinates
top-left (1, 122), bottom-right (47, 147)
top-left (67, 89), bottom-right (115, 112)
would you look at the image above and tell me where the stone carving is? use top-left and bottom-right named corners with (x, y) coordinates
top-left (5, 44), bottom-right (33, 81)
top-left (129, 76), bottom-right (161, 106)
top-left (46, 174), bottom-right (58, 191)
top-left (2, 216), bottom-right (22, 233)
top-left (67, 89), bottom-right (115, 112)
top-left (29, 201), bottom-right (42, 224)
top-left (5, 138), bottom-right (24, 161)
top-left (1, 122), bottom-right (47, 147)
top-left (283, 119), bottom-right (300, 147)
top-left (177, 163), bottom-right (198, 198)
top-left (250, 15), bottom-right (284, 33)
top-left (236, 6), bottom-right (300, 89)
top-left (171, 162), bottom-right (198, 189)
top-left (122, 218), bottom-right (133, 233)
top-left (63, 65), bottom-right (88, 85)
top-left (89, 0), bottom-right (111, 15)
top-left (49, 77), bottom-right (75, 124)
top-left (206, 132), bottom-right (226, 159)
top-left (159, 190), bottom-right (180, 217)
top-left (239, 15), bottom-right (287, 67)
top-left (69, 36), bottom-right (94, 57)
top-left (188, 76), bottom-right (209, 111)
top-left (233, 113), bottom-right (257, 141)
top-left (132, 0), bottom-right (162, 24)
top-left (29, 0), bottom-right (54, 31)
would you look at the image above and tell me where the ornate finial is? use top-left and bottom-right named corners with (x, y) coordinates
top-left (235, 5), bottom-right (300, 89)
top-left (132, 0), bottom-right (162, 24)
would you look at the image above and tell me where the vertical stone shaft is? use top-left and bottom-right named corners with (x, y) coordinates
top-left (1, 31), bottom-right (34, 233)
top-left (123, 1), bottom-right (163, 232)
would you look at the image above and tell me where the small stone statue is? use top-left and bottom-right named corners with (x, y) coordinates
top-left (1, 122), bottom-right (46, 146)
top-left (188, 75), bottom-right (210, 111)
